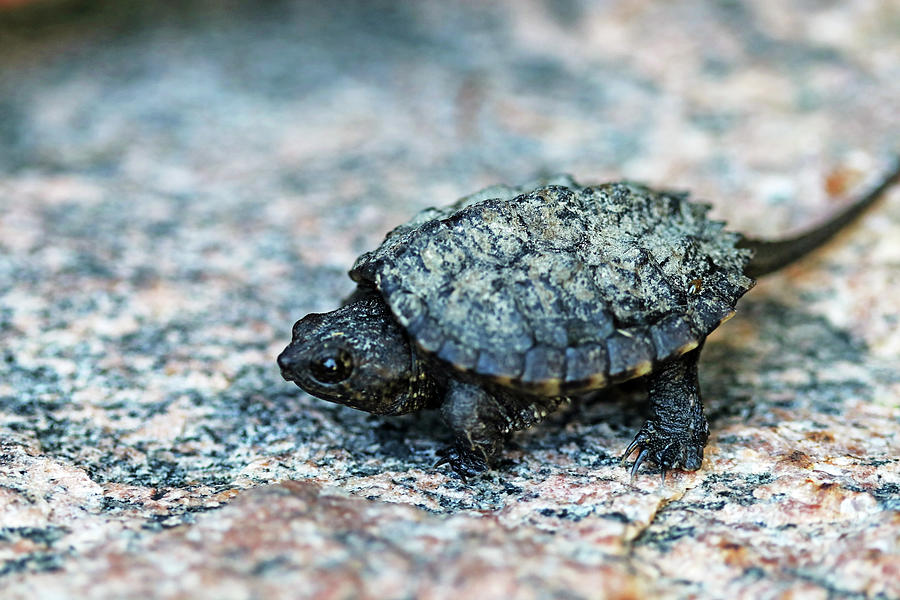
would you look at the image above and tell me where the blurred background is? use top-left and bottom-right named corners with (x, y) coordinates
top-left (1, 1), bottom-right (899, 598)
top-left (3, 1), bottom-right (898, 225)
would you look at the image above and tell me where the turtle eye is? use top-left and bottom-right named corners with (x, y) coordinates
top-left (309, 349), bottom-right (353, 384)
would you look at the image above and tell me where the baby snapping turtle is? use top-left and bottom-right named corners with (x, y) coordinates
top-left (278, 166), bottom-right (900, 479)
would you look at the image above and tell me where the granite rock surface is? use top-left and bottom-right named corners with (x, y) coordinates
top-left (1, 1), bottom-right (899, 599)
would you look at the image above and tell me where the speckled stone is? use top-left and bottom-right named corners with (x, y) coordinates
top-left (1, 1), bottom-right (899, 599)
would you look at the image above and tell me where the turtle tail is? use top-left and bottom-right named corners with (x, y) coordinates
top-left (739, 158), bottom-right (900, 279)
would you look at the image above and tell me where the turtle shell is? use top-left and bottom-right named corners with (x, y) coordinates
top-left (350, 176), bottom-right (754, 395)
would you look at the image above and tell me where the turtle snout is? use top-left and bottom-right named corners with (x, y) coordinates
top-left (277, 346), bottom-right (302, 382)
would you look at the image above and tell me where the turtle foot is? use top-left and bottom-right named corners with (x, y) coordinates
top-left (621, 419), bottom-right (707, 480)
top-left (434, 445), bottom-right (488, 482)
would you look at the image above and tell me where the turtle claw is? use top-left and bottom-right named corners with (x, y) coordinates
top-left (621, 437), bottom-right (642, 465)
top-left (435, 445), bottom-right (488, 482)
top-left (629, 448), bottom-right (650, 481)
top-left (622, 420), bottom-right (706, 478)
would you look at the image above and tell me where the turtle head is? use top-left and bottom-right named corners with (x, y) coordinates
top-left (277, 293), bottom-right (436, 415)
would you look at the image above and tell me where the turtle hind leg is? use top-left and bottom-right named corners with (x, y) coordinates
top-left (622, 346), bottom-right (709, 477)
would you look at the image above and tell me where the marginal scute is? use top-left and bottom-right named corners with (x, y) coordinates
top-left (521, 345), bottom-right (566, 385)
top-left (650, 313), bottom-right (698, 362)
top-left (437, 338), bottom-right (479, 371)
top-left (351, 176), bottom-right (754, 392)
top-left (690, 291), bottom-right (738, 332)
top-left (607, 330), bottom-right (655, 381)
top-left (414, 318), bottom-right (445, 353)
top-left (564, 343), bottom-right (608, 389)
top-left (476, 350), bottom-right (524, 381)
top-left (718, 310), bottom-right (736, 325)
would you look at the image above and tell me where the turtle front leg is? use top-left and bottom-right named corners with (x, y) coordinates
top-left (436, 380), bottom-right (509, 481)
top-left (622, 347), bottom-right (709, 478)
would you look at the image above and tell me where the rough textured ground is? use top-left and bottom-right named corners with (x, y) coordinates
top-left (1, 1), bottom-right (898, 599)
